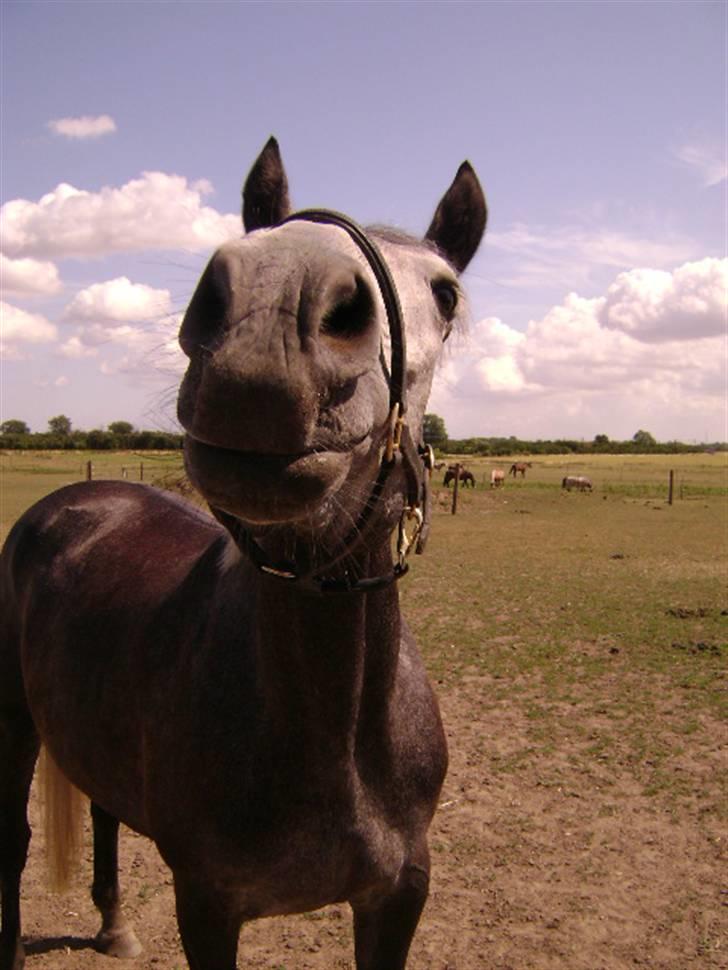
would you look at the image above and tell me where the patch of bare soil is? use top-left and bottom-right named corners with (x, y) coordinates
top-left (16, 673), bottom-right (727, 969)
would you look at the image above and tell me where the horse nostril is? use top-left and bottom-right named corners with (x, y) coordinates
top-left (321, 275), bottom-right (374, 341)
top-left (179, 255), bottom-right (230, 357)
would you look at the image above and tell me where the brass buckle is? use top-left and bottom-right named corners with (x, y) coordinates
top-left (385, 403), bottom-right (405, 463)
top-left (397, 505), bottom-right (424, 568)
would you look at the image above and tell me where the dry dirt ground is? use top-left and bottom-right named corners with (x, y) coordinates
top-left (16, 671), bottom-right (727, 970)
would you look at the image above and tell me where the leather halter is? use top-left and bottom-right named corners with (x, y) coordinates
top-left (212, 209), bottom-right (433, 594)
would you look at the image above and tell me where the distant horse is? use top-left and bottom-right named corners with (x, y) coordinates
top-left (490, 468), bottom-right (505, 488)
top-left (509, 461), bottom-right (531, 477)
top-left (0, 137), bottom-right (487, 970)
top-left (444, 465), bottom-right (475, 488)
top-left (562, 475), bottom-right (593, 492)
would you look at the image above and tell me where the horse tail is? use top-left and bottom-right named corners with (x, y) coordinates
top-left (38, 745), bottom-right (86, 891)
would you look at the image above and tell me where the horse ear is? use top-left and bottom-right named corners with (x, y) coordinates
top-left (242, 136), bottom-right (292, 231)
top-left (424, 161), bottom-right (487, 274)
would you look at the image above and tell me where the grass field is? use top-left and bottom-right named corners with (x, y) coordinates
top-left (2, 448), bottom-right (726, 967)
top-left (3, 448), bottom-right (725, 539)
top-left (442, 451), bottom-right (728, 498)
top-left (406, 472), bottom-right (727, 779)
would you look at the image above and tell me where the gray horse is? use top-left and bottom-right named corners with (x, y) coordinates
top-left (562, 475), bottom-right (593, 492)
top-left (0, 137), bottom-right (486, 970)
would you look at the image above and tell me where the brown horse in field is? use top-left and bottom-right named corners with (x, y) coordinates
top-left (509, 461), bottom-right (531, 478)
top-left (443, 465), bottom-right (475, 488)
top-left (0, 138), bottom-right (486, 970)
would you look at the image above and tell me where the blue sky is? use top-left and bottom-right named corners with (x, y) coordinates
top-left (1, 0), bottom-right (725, 441)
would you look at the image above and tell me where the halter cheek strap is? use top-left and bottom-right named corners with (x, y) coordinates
top-left (211, 209), bottom-right (433, 594)
top-left (283, 210), bottom-right (408, 423)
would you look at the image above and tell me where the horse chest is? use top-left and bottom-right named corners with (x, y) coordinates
top-left (271, 786), bottom-right (407, 911)
top-left (161, 765), bottom-right (410, 919)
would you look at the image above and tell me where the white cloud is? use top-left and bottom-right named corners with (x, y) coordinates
top-left (57, 335), bottom-right (99, 359)
top-left (63, 277), bottom-right (172, 324)
top-left (599, 258), bottom-right (727, 342)
top-left (464, 318), bottom-right (528, 393)
top-left (32, 374), bottom-right (70, 390)
top-left (0, 253), bottom-right (63, 296)
top-left (47, 114), bottom-right (117, 139)
top-left (488, 223), bottom-right (695, 290)
top-left (95, 323), bottom-right (187, 381)
top-left (56, 278), bottom-right (180, 377)
top-left (674, 142), bottom-right (727, 187)
top-left (1, 301), bottom-right (58, 360)
top-left (0, 173), bottom-right (241, 260)
top-left (486, 221), bottom-right (698, 302)
top-left (58, 309), bottom-right (187, 384)
top-left (432, 258), bottom-right (727, 440)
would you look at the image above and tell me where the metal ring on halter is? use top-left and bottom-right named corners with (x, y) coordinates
top-left (397, 506), bottom-right (424, 569)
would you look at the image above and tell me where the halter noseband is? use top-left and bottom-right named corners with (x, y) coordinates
top-left (212, 209), bottom-right (434, 594)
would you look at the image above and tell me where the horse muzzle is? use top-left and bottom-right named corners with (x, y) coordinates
top-left (182, 436), bottom-right (365, 526)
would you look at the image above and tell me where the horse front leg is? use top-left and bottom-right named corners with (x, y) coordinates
top-left (90, 802), bottom-right (142, 959)
top-left (351, 854), bottom-right (431, 970)
top-left (173, 872), bottom-right (242, 970)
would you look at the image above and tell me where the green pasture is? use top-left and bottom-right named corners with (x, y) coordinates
top-left (438, 451), bottom-right (728, 498)
top-left (402, 469), bottom-right (726, 816)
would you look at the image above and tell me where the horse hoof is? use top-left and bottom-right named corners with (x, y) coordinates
top-left (0, 939), bottom-right (26, 970)
top-left (94, 927), bottom-right (143, 960)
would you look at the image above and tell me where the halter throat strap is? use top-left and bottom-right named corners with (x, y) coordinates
top-left (212, 209), bottom-right (432, 594)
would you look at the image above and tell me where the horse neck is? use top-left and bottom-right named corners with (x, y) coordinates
top-left (248, 543), bottom-right (402, 756)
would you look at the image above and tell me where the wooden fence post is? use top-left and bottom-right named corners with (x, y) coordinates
top-left (86, 460), bottom-right (93, 481)
top-left (668, 469), bottom-right (674, 505)
top-left (140, 463), bottom-right (144, 482)
top-left (451, 463), bottom-right (461, 515)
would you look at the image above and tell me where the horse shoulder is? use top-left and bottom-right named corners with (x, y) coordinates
top-left (3, 483), bottom-right (255, 833)
top-left (5, 481), bottom-right (222, 597)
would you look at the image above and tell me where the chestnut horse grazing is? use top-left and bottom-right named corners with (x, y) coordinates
top-left (509, 461), bottom-right (531, 477)
top-left (0, 138), bottom-right (486, 970)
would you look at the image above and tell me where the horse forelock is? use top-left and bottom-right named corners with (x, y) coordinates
top-left (366, 225), bottom-right (434, 251)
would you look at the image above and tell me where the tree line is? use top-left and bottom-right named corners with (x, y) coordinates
top-left (422, 415), bottom-right (725, 456)
top-left (1, 414), bottom-right (724, 455)
top-left (0, 417), bottom-right (183, 451)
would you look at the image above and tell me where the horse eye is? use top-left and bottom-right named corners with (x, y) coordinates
top-left (432, 280), bottom-right (458, 324)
